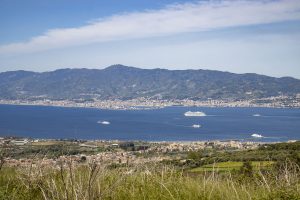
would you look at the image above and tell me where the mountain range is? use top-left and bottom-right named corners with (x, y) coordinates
top-left (0, 65), bottom-right (300, 101)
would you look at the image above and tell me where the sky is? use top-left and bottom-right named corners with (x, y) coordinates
top-left (0, 0), bottom-right (300, 78)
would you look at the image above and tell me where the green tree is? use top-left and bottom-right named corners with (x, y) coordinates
top-left (187, 151), bottom-right (202, 161)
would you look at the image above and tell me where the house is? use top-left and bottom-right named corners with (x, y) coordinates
top-left (10, 138), bottom-right (29, 146)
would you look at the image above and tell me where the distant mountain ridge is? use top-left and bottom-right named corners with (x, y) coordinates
top-left (0, 64), bottom-right (300, 101)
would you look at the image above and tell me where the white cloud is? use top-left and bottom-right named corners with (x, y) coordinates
top-left (1, 0), bottom-right (300, 54)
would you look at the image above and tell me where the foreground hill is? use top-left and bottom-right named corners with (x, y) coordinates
top-left (0, 65), bottom-right (300, 100)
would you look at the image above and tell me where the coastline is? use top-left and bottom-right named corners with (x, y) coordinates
top-left (0, 96), bottom-right (299, 110)
top-left (0, 134), bottom-right (296, 144)
top-left (2, 136), bottom-right (290, 148)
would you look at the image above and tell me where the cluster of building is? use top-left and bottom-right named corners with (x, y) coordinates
top-left (147, 140), bottom-right (261, 153)
top-left (4, 151), bottom-right (166, 168)
top-left (0, 137), bottom-right (31, 146)
top-left (1, 137), bottom-right (268, 168)
top-left (1, 94), bottom-right (299, 110)
top-left (175, 95), bottom-right (300, 108)
top-left (0, 98), bottom-right (171, 110)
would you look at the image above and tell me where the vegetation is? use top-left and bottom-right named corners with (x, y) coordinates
top-left (1, 142), bottom-right (106, 159)
top-left (189, 161), bottom-right (274, 172)
top-left (183, 141), bottom-right (300, 169)
top-left (0, 141), bottom-right (299, 199)
top-left (0, 160), bottom-right (299, 200)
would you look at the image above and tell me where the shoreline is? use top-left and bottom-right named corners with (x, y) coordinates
top-left (1, 135), bottom-right (296, 144)
top-left (0, 97), bottom-right (300, 110)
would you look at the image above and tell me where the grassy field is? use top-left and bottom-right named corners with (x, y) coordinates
top-left (0, 161), bottom-right (299, 200)
top-left (190, 161), bottom-right (274, 172)
top-left (0, 141), bottom-right (299, 199)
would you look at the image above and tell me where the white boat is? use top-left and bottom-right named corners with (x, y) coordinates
top-left (184, 111), bottom-right (206, 117)
top-left (251, 133), bottom-right (263, 138)
top-left (192, 124), bottom-right (201, 128)
top-left (97, 120), bottom-right (110, 125)
top-left (253, 114), bottom-right (261, 117)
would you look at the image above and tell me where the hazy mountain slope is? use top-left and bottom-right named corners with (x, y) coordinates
top-left (0, 65), bottom-right (299, 100)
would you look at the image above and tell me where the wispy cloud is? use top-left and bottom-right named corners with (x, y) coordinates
top-left (1, 0), bottom-right (300, 54)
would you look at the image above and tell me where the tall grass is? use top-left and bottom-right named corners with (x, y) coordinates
top-left (0, 159), bottom-right (299, 200)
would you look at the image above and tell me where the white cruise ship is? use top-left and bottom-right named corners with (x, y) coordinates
top-left (251, 133), bottom-right (263, 138)
top-left (184, 111), bottom-right (206, 117)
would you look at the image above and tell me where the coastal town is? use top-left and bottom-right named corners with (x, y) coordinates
top-left (0, 94), bottom-right (300, 110)
top-left (1, 136), bottom-right (295, 168)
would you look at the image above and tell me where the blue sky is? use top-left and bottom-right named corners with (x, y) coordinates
top-left (1, 0), bottom-right (300, 78)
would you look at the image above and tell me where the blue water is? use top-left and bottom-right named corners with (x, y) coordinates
top-left (0, 104), bottom-right (299, 141)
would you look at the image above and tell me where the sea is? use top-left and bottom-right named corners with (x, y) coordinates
top-left (0, 104), bottom-right (299, 142)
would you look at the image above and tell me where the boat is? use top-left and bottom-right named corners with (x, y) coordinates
top-left (184, 111), bottom-right (206, 117)
top-left (192, 124), bottom-right (201, 128)
top-left (251, 133), bottom-right (263, 138)
top-left (253, 114), bottom-right (261, 117)
top-left (97, 120), bottom-right (110, 125)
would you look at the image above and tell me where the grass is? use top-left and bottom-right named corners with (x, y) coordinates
top-left (0, 160), bottom-right (299, 200)
top-left (190, 161), bottom-right (274, 172)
